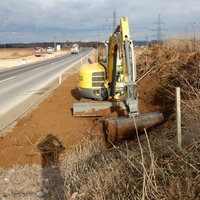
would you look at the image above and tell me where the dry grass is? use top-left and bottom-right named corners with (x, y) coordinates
top-left (62, 131), bottom-right (200, 200)
top-left (0, 48), bottom-right (34, 59)
top-left (163, 34), bottom-right (200, 53)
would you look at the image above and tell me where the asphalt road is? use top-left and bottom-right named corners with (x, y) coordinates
top-left (0, 49), bottom-right (91, 118)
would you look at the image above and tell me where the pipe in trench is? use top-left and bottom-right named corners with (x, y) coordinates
top-left (104, 112), bottom-right (164, 142)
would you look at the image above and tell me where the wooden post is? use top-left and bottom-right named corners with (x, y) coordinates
top-left (176, 87), bottom-right (181, 148)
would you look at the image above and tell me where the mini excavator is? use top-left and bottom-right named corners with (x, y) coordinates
top-left (73, 17), bottom-right (163, 142)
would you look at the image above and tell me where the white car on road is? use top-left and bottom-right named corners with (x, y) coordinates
top-left (71, 44), bottom-right (79, 54)
top-left (47, 47), bottom-right (54, 54)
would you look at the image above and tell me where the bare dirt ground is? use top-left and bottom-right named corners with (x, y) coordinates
top-left (0, 51), bottom-right (99, 168)
top-left (0, 48), bottom-right (69, 70)
top-left (0, 72), bottom-right (103, 168)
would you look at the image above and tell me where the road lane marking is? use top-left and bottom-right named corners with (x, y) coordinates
top-left (32, 67), bottom-right (42, 71)
top-left (0, 76), bottom-right (16, 84)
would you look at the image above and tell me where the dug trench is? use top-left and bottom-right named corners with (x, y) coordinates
top-left (1, 46), bottom-right (197, 169)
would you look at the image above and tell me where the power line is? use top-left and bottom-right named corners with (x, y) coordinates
top-left (185, 22), bottom-right (196, 40)
top-left (152, 14), bottom-right (167, 44)
top-left (106, 11), bottom-right (119, 32)
top-left (113, 11), bottom-right (117, 32)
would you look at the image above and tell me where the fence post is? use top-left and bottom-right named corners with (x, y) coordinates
top-left (176, 87), bottom-right (181, 148)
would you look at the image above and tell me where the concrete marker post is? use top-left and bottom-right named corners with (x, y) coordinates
top-left (59, 74), bottom-right (62, 85)
top-left (176, 87), bottom-right (181, 148)
top-left (81, 53), bottom-right (83, 64)
top-left (22, 59), bottom-right (27, 65)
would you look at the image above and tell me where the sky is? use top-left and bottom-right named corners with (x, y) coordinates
top-left (0, 0), bottom-right (200, 43)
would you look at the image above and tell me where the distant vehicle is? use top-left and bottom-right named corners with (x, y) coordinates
top-left (71, 44), bottom-right (79, 54)
top-left (47, 47), bottom-right (54, 54)
top-left (34, 47), bottom-right (43, 57)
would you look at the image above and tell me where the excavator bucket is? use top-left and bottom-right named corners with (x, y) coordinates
top-left (104, 112), bottom-right (164, 143)
top-left (73, 102), bottom-right (127, 117)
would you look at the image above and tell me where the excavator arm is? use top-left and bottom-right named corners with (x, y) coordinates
top-left (107, 17), bottom-right (138, 114)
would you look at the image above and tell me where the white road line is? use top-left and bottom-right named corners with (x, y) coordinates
top-left (0, 76), bottom-right (16, 84)
top-left (32, 67), bottom-right (42, 71)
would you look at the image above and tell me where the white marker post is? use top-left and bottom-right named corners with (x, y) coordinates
top-left (176, 87), bottom-right (181, 148)
top-left (57, 45), bottom-right (61, 56)
top-left (81, 53), bottom-right (82, 64)
top-left (22, 59), bottom-right (27, 64)
top-left (59, 74), bottom-right (62, 85)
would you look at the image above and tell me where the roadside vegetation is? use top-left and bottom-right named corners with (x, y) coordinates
top-left (62, 39), bottom-right (200, 200)
top-left (0, 38), bottom-right (199, 200)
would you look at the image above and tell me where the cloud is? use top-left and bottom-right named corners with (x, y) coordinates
top-left (0, 0), bottom-right (200, 43)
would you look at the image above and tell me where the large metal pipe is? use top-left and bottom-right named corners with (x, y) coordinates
top-left (105, 112), bottom-right (164, 142)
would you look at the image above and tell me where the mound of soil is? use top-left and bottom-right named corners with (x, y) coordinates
top-left (10, 52), bottom-right (21, 58)
top-left (137, 46), bottom-right (200, 119)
